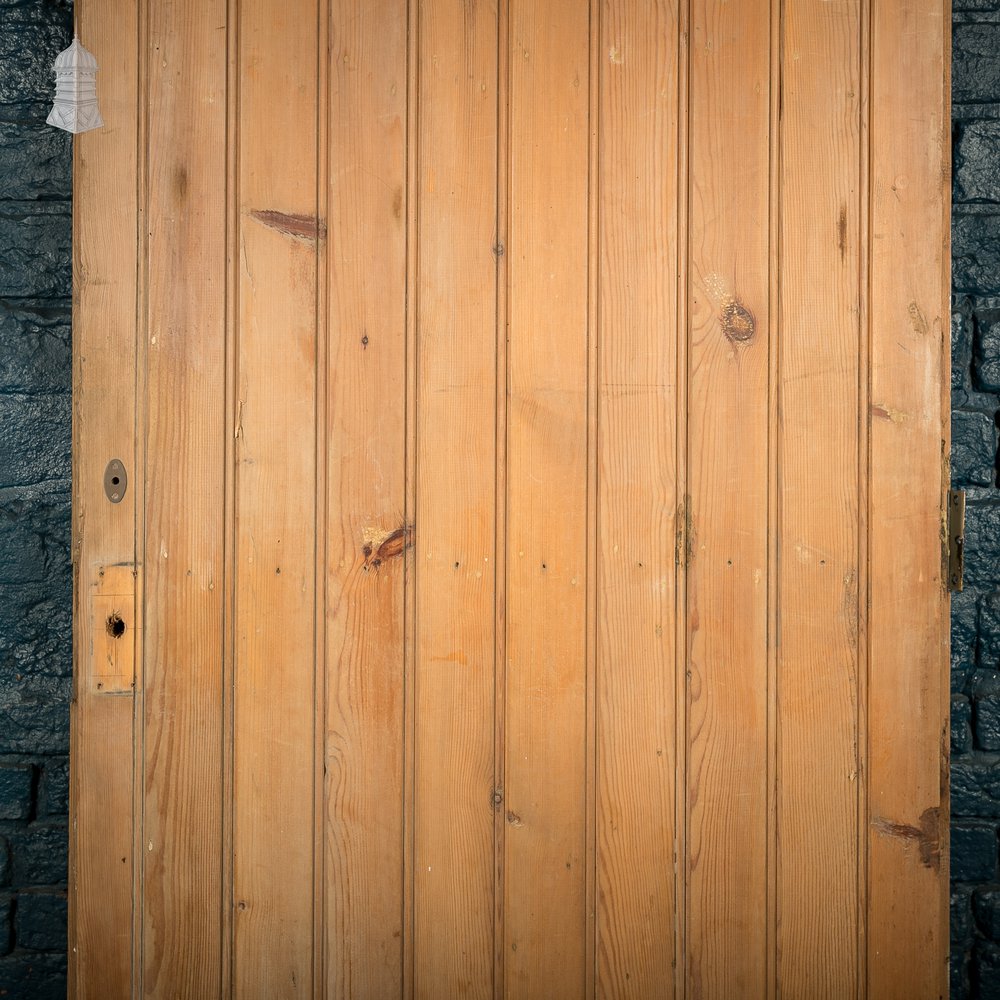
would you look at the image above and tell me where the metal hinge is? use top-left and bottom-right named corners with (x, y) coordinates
top-left (948, 489), bottom-right (966, 593)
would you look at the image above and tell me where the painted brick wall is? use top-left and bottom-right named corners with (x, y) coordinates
top-left (0, 2), bottom-right (998, 998)
top-left (952, 2), bottom-right (1000, 997)
top-left (0, 1), bottom-right (73, 998)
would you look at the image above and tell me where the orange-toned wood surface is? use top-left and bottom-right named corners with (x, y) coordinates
top-left (777, 0), bottom-right (863, 995)
top-left (71, 1), bottom-right (950, 997)
top-left (413, 1), bottom-right (498, 995)
top-left (596, 2), bottom-right (680, 995)
top-left (69, 2), bottom-right (139, 996)
top-left (867, 0), bottom-right (951, 995)
top-left (324, 1), bottom-right (409, 996)
top-left (685, 0), bottom-right (771, 993)
top-left (232, 0), bottom-right (320, 995)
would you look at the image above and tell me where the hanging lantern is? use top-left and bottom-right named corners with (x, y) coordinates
top-left (47, 36), bottom-right (104, 135)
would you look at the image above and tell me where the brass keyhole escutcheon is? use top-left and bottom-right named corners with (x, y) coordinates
top-left (104, 459), bottom-right (127, 504)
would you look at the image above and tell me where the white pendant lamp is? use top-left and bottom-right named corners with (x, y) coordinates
top-left (47, 36), bottom-right (104, 135)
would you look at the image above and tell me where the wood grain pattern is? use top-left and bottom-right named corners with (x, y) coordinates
top-left (69, 2), bottom-right (139, 995)
top-left (776, 0), bottom-right (863, 994)
top-left (325, 1), bottom-right (409, 996)
top-left (70, 2), bottom-right (951, 995)
top-left (595, 2), bottom-right (679, 995)
top-left (505, 1), bottom-right (591, 994)
top-left (232, 0), bottom-right (319, 995)
top-left (685, 0), bottom-right (771, 994)
top-left (141, 0), bottom-right (228, 994)
top-left (867, 0), bottom-right (950, 995)
top-left (413, 2), bottom-right (498, 993)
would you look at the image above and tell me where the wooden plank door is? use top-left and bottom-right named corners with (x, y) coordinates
top-left (70, 1), bottom-right (951, 997)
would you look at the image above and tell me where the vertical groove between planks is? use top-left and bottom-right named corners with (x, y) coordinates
top-left (221, 0), bottom-right (239, 993)
top-left (585, 0), bottom-right (600, 995)
top-left (674, 1), bottom-right (690, 993)
top-left (765, 0), bottom-right (781, 996)
top-left (404, 0), bottom-right (419, 993)
top-left (857, 0), bottom-right (871, 994)
top-left (135, 0), bottom-right (150, 993)
top-left (494, 0), bottom-right (510, 996)
top-left (314, 0), bottom-right (330, 993)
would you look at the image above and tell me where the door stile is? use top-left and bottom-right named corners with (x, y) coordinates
top-left (867, 0), bottom-right (950, 994)
top-left (70, 1), bottom-right (141, 995)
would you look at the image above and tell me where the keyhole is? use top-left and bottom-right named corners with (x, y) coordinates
top-left (106, 613), bottom-right (126, 639)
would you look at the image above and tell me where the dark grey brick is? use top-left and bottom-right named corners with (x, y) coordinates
top-left (0, 837), bottom-right (9, 888)
top-left (975, 310), bottom-right (1000, 393)
top-left (954, 587), bottom-right (979, 690)
top-left (0, 580), bottom-right (73, 681)
top-left (36, 758), bottom-right (67, 818)
top-left (962, 503), bottom-right (1000, 589)
top-left (953, 755), bottom-right (1000, 818)
top-left (953, 820), bottom-right (999, 881)
top-left (0, 2), bottom-right (72, 112)
top-left (15, 889), bottom-right (66, 951)
top-left (0, 674), bottom-right (70, 755)
top-left (7, 822), bottom-right (67, 887)
top-left (974, 884), bottom-right (1000, 940)
top-left (0, 764), bottom-right (33, 822)
top-left (957, 694), bottom-right (976, 753)
top-left (954, 410), bottom-right (998, 486)
top-left (0, 121), bottom-right (70, 201)
top-left (956, 883), bottom-right (977, 944)
top-left (0, 950), bottom-right (66, 1000)
top-left (954, 946), bottom-right (972, 1000)
top-left (956, 307), bottom-right (976, 392)
top-left (0, 302), bottom-right (71, 396)
top-left (955, 211), bottom-right (1000, 296)
top-left (0, 396), bottom-right (71, 488)
top-left (957, 121), bottom-right (1000, 202)
top-left (955, 23), bottom-right (1000, 104)
top-left (0, 486), bottom-right (70, 588)
top-left (0, 203), bottom-right (71, 300)
top-left (980, 697), bottom-right (1000, 751)
top-left (0, 894), bottom-right (11, 957)
top-left (974, 940), bottom-right (1000, 1000)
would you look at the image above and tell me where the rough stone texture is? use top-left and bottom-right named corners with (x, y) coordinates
top-left (958, 695), bottom-right (976, 753)
top-left (954, 409), bottom-right (998, 486)
top-left (957, 121), bottom-right (1000, 203)
top-left (974, 884), bottom-right (1000, 940)
top-left (954, 22), bottom-right (1000, 104)
top-left (0, 2), bottom-right (74, 995)
top-left (0, 767), bottom-right (33, 823)
top-left (954, 822), bottom-right (1000, 882)
top-left (948, 9), bottom-right (1000, 997)
top-left (974, 940), bottom-right (1000, 1000)
top-left (15, 890), bottom-right (66, 952)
